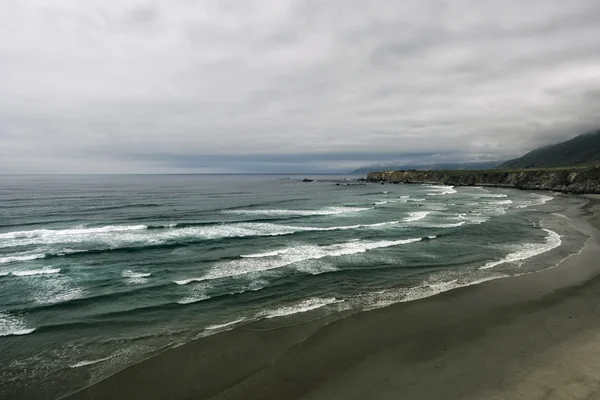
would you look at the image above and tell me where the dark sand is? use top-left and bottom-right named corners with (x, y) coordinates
top-left (63, 198), bottom-right (600, 400)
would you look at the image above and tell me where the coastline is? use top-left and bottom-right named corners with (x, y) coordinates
top-left (366, 167), bottom-right (600, 194)
top-left (57, 195), bottom-right (600, 400)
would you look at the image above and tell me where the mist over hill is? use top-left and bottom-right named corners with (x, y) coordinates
top-left (498, 130), bottom-right (600, 169)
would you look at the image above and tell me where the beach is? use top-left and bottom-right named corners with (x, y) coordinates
top-left (59, 196), bottom-right (600, 400)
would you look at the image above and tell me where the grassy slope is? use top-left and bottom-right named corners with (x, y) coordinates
top-left (499, 130), bottom-right (600, 169)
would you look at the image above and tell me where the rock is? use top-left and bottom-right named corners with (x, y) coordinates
top-left (302, 178), bottom-right (314, 183)
top-left (365, 166), bottom-right (600, 194)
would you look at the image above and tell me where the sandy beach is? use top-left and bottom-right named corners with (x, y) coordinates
top-left (61, 196), bottom-right (600, 400)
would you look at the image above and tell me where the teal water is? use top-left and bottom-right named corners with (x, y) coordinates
top-left (0, 175), bottom-right (587, 398)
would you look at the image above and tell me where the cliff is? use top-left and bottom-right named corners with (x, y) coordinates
top-left (366, 166), bottom-right (600, 194)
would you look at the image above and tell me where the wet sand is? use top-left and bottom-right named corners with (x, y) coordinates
top-left (63, 198), bottom-right (600, 400)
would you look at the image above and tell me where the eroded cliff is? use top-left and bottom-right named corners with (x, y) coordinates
top-left (366, 167), bottom-right (600, 194)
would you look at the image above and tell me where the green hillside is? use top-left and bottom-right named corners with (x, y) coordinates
top-left (498, 130), bottom-right (600, 169)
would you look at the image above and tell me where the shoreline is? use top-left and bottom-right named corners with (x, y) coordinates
top-left (365, 167), bottom-right (600, 194)
top-left (59, 195), bottom-right (600, 400)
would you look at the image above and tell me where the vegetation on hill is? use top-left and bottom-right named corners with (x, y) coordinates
top-left (498, 130), bottom-right (600, 169)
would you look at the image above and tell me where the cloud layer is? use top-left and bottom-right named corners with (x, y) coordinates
top-left (1, 0), bottom-right (600, 172)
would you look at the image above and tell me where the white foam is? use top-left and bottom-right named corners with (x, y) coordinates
top-left (69, 356), bottom-right (113, 368)
top-left (426, 185), bottom-right (457, 196)
top-left (0, 225), bottom-right (147, 240)
top-left (122, 270), bottom-right (151, 284)
top-left (10, 267), bottom-right (61, 277)
top-left (177, 283), bottom-right (211, 304)
top-left (479, 228), bottom-right (561, 270)
top-left (535, 194), bottom-right (554, 205)
top-left (122, 270), bottom-right (151, 278)
top-left (295, 260), bottom-right (339, 275)
top-left (31, 276), bottom-right (84, 305)
top-left (551, 213), bottom-right (571, 221)
top-left (222, 207), bottom-right (372, 217)
top-left (0, 311), bottom-right (36, 337)
top-left (359, 273), bottom-right (512, 310)
top-left (174, 278), bottom-right (203, 285)
top-left (205, 318), bottom-right (246, 331)
top-left (177, 294), bottom-right (210, 304)
top-left (0, 253), bottom-right (45, 264)
top-left (475, 194), bottom-right (508, 198)
top-left (249, 279), bottom-right (269, 290)
top-left (241, 249), bottom-right (289, 258)
top-left (457, 213), bottom-right (489, 225)
top-left (422, 221), bottom-right (466, 228)
top-left (0, 220), bottom-right (398, 251)
top-left (374, 201), bottom-right (388, 205)
top-left (516, 194), bottom-right (554, 209)
top-left (260, 298), bottom-right (341, 319)
top-left (178, 237), bottom-right (426, 284)
top-left (404, 211), bottom-right (430, 222)
top-left (487, 199), bottom-right (513, 205)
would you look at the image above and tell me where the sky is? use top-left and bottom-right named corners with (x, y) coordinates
top-left (1, 0), bottom-right (600, 173)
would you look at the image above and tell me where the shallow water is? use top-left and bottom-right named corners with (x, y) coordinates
top-left (0, 174), bottom-right (587, 398)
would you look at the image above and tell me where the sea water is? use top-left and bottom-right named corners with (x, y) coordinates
top-left (0, 174), bottom-right (588, 398)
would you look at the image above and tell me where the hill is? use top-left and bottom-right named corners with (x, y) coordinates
top-left (498, 130), bottom-right (600, 169)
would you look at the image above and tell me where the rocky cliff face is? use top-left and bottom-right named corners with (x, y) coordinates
top-left (366, 167), bottom-right (600, 194)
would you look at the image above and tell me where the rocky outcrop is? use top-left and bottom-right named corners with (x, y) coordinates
top-left (366, 167), bottom-right (600, 194)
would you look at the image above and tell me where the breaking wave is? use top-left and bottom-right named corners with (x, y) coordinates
top-left (175, 237), bottom-right (427, 284)
top-left (480, 229), bottom-right (561, 270)
top-left (0, 311), bottom-right (36, 337)
top-left (222, 206), bottom-right (372, 216)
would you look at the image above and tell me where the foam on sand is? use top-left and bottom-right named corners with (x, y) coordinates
top-left (69, 356), bottom-right (113, 368)
top-left (358, 272), bottom-right (512, 310)
top-left (205, 318), bottom-right (246, 331)
top-left (480, 228), bottom-right (562, 270)
top-left (0, 311), bottom-right (36, 337)
top-left (535, 194), bottom-right (554, 205)
top-left (176, 237), bottom-right (427, 284)
top-left (259, 297), bottom-right (342, 319)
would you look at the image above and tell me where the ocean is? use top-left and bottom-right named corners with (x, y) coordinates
top-left (0, 174), bottom-right (588, 399)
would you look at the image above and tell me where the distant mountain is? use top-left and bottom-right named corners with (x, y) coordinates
top-left (351, 161), bottom-right (503, 174)
top-left (498, 130), bottom-right (600, 169)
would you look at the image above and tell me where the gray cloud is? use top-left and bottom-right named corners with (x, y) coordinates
top-left (1, 0), bottom-right (599, 173)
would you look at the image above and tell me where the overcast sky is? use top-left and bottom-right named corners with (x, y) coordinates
top-left (1, 0), bottom-right (599, 173)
